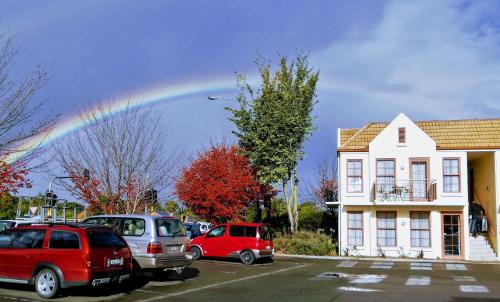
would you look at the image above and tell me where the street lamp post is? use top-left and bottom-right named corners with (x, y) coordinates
top-left (46, 176), bottom-right (72, 223)
top-left (207, 96), bottom-right (236, 101)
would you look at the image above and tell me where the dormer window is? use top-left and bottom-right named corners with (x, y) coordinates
top-left (398, 127), bottom-right (406, 144)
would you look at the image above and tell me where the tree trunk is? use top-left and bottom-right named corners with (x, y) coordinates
top-left (283, 169), bottom-right (300, 233)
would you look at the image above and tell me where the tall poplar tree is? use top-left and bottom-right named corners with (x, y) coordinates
top-left (227, 54), bottom-right (319, 232)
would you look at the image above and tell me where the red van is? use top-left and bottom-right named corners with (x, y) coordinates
top-left (0, 223), bottom-right (132, 299)
top-left (188, 223), bottom-right (273, 265)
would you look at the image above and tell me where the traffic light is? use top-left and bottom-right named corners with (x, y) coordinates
top-left (45, 191), bottom-right (53, 206)
top-left (45, 191), bottom-right (58, 207)
top-left (144, 189), bottom-right (158, 203)
top-left (83, 168), bottom-right (90, 181)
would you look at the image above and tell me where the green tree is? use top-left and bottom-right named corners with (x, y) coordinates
top-left (164, 200), bottom-right (180, 214)
top-left (298, 202), bottom-right (323, 231)
top-left (227, 53), bottom-right (319, 232)
top-left (0, 193), bottom-right (18, 219)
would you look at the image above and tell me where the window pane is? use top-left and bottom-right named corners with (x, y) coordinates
top-left (245, 227), bottom-right (257, 237)
top-left (87, 229), bottom-right (127, 249)
top-left (11, 230), bottom-right (45, 249)
top-left (49, 231), bottom-right (80, 249)
top-left (206, 226), bottom-right (226, 238)
top-left (123, 218), bottom-right (146, 236)
top-left (0, 231), bottom-right (12, 248)
top-left (156, 218), bottom-right (187, 237)
top-left (229, 226), bottom-right (245, 237)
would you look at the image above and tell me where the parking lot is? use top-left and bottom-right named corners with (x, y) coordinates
top-left (1, 257), bottom-right (500, 302)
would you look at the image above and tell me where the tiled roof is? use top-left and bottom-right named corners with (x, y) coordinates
top-left (338, 118), bottom-right (500, 151)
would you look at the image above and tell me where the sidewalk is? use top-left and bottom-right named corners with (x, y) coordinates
top-left (274, 253), bottom-right (500, 265)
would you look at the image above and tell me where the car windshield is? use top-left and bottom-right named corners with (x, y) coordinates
top-left (87, 229), bottom-right (127, 249)
top-left (155, 219), bottom-right (187, 237)
top-left (0, 221), bottom-right (14, 231)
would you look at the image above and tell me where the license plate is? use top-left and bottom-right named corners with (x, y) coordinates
top-left (108, 257), bottom-right (124, 266)
top-left (168, 246), bottom-right (179, 251)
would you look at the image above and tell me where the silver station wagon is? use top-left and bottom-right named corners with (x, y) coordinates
top-left (82, 214), bottom-right (192, 273)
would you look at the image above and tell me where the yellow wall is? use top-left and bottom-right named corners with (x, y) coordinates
top-left (469, 153), bottom-right (497, 252)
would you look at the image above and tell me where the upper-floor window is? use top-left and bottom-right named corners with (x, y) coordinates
top-left (443, 158), bottom-right (460, 193)
top-left (347, 160), bottom-right (363, 193)
top-left (376, 159), bottom-right (395, 193)
top-left (398, 127), bottom-right (406, 144)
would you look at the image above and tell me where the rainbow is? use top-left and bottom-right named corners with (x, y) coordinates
top-left (7, 78), bottom-right (238, 162)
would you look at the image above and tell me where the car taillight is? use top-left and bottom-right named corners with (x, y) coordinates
top-left (147, 242), bottom-right (163, 254)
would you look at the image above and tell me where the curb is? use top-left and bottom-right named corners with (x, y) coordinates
top-left (274, 253), bottom-right (500, 265)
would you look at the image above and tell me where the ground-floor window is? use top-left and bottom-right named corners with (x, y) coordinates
top-left (377, 211), bottom-right (396, 246)
top-left (410, 212), bottom-right (430, 247)
top-left (347, 212), bottom-right (363, 246)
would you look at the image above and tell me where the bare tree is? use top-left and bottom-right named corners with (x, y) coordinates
top-left (0, 33), bottom-right (57, 164)
top-left (54, 101), bottom-right (178, 214)
top-left (302, 158), bottom-right (338, 210)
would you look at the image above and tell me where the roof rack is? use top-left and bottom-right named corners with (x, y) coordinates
top-left (17, 222), bottom-right (81, 228)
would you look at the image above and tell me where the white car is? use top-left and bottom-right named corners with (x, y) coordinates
top-left (0, 219), bottom-right (34, 231)
top-left (197, 222), bottom-right (211, 234)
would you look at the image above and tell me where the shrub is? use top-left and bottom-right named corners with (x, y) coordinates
top-left (273, 231), bottom-right (337, 256)
top-left (298, 202), bottom-right (323, 231)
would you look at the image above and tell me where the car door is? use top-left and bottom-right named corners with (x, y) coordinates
top-left (46, 230), bottom-right (84, 282)
top-left (201, 225), bottom-right (227, 257)
top-left (5, 229), bottom-right (46, 280)
top-left (0, 230), bottom-right (13, 278)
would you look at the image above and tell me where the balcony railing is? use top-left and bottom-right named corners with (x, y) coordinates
top-left (371, 179), bottom-right (437, 202)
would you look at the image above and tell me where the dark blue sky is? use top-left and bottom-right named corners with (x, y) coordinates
top-left (2, 0), bottom-right (500, 200)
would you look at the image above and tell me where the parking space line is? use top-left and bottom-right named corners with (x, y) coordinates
top-left (0, 297), bottom-right (39, 302)
top-left (337, 261), bottom-right (358, 268)
top-left (406, 276), bottom-right (431, 286)
top-left (370, 261), bottom-right (393, 269)
top-left (452, 275), bottom-right (476, 282)
top-left (459, 285), bottom-right (489, 293)
top-left (410, 262), bottom-right (432, 271)
top-left (135, 264), bottom-right (309, 302)
top-left (135, 289), bottom-right (168, 295)
top-left (350, 274), bottom-right (387, 284)
top-left (446, 263), bottom-right (467, 271)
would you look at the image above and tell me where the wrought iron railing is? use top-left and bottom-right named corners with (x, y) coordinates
top-left (371, 179), bottom-right (437, 202)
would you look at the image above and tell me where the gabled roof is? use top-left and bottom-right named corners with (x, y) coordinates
top-left (338, 118), bottom-right (500, 151)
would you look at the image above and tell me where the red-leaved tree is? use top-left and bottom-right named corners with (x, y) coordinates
top-left (0, 161), bottom-right (31, 197)
top-left (175, 145), bottom-right (262, 223)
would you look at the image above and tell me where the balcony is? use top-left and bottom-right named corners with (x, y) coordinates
top-left (371, 179), bottom-right (437, 203)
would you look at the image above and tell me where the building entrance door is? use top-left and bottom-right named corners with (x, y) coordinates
top-left (442, 213), bottom-right (463, 259)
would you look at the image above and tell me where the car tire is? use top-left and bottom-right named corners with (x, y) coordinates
top-left (35, 268), bottom-right (60, 299)
top-left (240, 250), bottom-right (256, 265)
top-left (190, 246), bottom-right (202, 260)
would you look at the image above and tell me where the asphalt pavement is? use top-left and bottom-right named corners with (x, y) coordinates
top-left (1, 257), bottom-right (500, 302)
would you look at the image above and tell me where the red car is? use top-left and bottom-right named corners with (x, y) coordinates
top-left (0, 223), bottom-right (132, 299)
top-left (188, 223), bottom-right (273, 265)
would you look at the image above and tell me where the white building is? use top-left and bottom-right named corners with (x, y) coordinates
top-left (334, 113), bottom-right (500, 261)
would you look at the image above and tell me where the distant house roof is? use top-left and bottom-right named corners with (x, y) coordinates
top-left (338, 118), bottom-right (500, 152)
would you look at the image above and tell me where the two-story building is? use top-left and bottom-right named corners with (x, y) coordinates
top-left (335, 113), bottom-right (500, 261)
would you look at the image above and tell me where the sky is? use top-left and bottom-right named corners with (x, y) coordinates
top-left (1, 0), bottom-right (500, 201)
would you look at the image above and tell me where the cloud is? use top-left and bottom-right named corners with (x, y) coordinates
top-left (313, 0), bottom-right (500, 119)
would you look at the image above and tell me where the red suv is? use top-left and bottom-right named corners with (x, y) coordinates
top-left (189, 223), bottom-right (273, 265)
top-left (0, 223), bottom-right (132, 299)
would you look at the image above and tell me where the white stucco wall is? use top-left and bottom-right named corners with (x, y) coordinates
top-left (337, 113), bottom-right (471, 259)
top-left (340, 205), bottom-right (466, 259)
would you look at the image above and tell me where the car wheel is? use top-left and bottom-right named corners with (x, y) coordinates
top-left (240, 250), bottom-right (256, 265)
top-left (35, 268), bottom-right (59, 299)
top-left (190, 246), bottom-right (202, 260)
